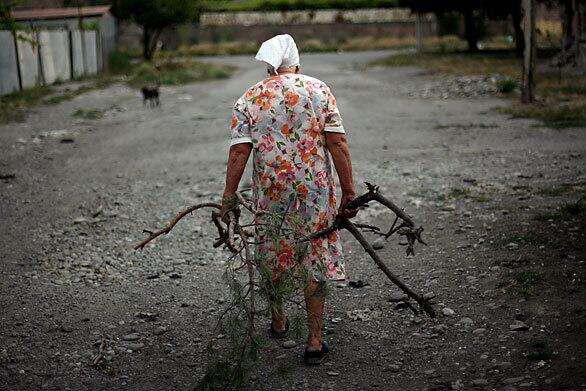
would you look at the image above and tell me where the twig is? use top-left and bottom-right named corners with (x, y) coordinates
top-left (134, 202), bottom-right (221, 250)
top-left (91, 337), bottom-right (108, 367)
top-left (341, 217), bottom-right (435, 318)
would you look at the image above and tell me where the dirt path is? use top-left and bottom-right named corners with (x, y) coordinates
top-left (1, 51), bottom-right (585, 391)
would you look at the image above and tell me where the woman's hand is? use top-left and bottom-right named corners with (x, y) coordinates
top-left (221, 193), bottom-right (239, 224)
top-left (338, 192), bottom-right (358, 218)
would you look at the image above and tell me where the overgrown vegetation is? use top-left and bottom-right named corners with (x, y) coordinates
top-left (72, 108), bottom-right (105, 120)
top-left (371, 50), bottom-right (586, 129)
top-left (0, 87), bottom-right (55, 123)
top-left (145, 35), bottom-right (470, 58)
top-left (495, 257), bottom-right (531, 269)
top-left (525, 339), bottom-right (554, 361)
top-left (127, 60), bottom-right (234, 88)
top-left (434, 122), bottom-right (498, 130)
top-left (499, 270), bottom-right (545, 298)
top-left (535, 197), bottom-right (586, 221)
top-left (203, 0), bottom-right (399, 12)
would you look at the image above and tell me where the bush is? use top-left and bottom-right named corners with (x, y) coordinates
top-left (108, 50), bottom-right (133, 74)
top-left (127, 60), bottom-right (234, 87)
top-left (497, 78), bottom-right (518, 93)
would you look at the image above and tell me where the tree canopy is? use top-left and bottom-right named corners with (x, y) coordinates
top-left (111, 0), bottom-right (200, 59)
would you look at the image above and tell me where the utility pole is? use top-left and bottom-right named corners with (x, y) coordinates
top-left (522, 0), bottom-right (536, 103)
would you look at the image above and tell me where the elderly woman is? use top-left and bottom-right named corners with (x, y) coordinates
top-left (221, 34), bottom-right (356, 365)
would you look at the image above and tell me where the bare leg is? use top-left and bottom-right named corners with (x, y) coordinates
top-left (271, 306), bottom-right (286, 332)
top-left (305, 279), bottom-right (325, 352)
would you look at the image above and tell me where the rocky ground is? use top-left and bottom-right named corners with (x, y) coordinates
top-left (0, 51), bottom-right (585, 391)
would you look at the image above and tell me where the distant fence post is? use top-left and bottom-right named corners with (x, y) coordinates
top-left (522, 0), bottom-right (536, 103)
top-left (12, 31), bottom-right (23, 92)
top-left (416, 12), bottom-right (423, 52)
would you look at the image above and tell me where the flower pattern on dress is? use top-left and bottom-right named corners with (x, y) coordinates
top-left (230, 74), bottom-right (346, 282)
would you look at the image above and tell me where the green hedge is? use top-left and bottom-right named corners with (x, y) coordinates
top-left (203, 0), bottom-right (399, 12)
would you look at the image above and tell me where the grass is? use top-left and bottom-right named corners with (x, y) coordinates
top-left (535, 197), bottom-right (586, 221)
top-left (526, 339), bottom-right (554, 361)
top-left (152, 35), bottom-right (474, 58)
top-left (0, 86), bottom-right (55, 123)
top-left (72, 108), bottom-right (104, 120)
top-left (499, 270), bottom-right (545, 298)
top-left (434, 122), bottom-right (498, 130)
top-left (43, 77), bottom-right (115, 105)
top-left (127, 60), bottom-right (234, 88)
top-left (537, 182), bottom-right (586, 196)
top-left (370, 49), bottom-right (586, 129)
top-left (495, 257), bottom-right (531, 269)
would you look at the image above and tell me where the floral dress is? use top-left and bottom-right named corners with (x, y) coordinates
top-left (230, 74), bottom-right (346, 282)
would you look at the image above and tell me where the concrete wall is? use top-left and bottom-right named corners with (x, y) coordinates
top-left (0, 31), bottom-right (21, 95)
top-left (15, 31), bottom-right (40, 89)
top-left (70, 29), bottom-right (85, 78)
top-left (18, 14), bottom-right (117, 72)
top-left (39, 30), bottom-right (71, 84)
top-left (82, 30), bottom-right (98, 75)
top-left (0, 27), bottom-right (104, 95)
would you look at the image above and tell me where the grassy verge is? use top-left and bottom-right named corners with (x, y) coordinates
top-left (126, 60), bottom-right (234, 88)
top-left (0, 52), bottom-right (235, 124)
top-left (135, 35), bottom-right (484, 59)
top-left (370, 50), bottom-right (586, 129)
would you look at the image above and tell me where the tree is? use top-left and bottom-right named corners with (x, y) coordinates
top-left (111, 0), bottom-right (200, 60)
top-left (557, 0), bottom-right (586, 68)
top-left (400, 0), bottom-right (526, 54)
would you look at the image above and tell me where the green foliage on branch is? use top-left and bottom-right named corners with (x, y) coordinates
top-left (111, 0), bottom-right (200, 28)
top-left (203, 0), bottom-right (398, 12)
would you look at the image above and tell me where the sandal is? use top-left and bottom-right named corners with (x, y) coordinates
top-left (269, 317), bottom-right (289, 339)
top-left (303, 341), bottom-right (329, 366)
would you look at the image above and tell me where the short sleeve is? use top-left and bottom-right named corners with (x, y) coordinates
top-left (324, 88), bottom-right (345, 134)
top-left (230, 96), bottom-right (252, 146)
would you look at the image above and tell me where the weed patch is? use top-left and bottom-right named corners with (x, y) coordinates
top-left (370, 51), bottom-right (586, 129)
top-left (434, 122), bottom-right (498, 130)
top-left (495, 257), bottom-right (531, 269)
top-left (499, 270), bottom-right (544, 298)
top-left (525, 339), bottom-right (554, 361)
top-left (72, 108), bottom-right (104, 120)
top-left (127, 60), bottom-right (234, 88)
top-left (535, 197), bottom-right (586, 221)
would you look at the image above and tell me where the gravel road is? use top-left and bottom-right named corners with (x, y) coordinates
top-left (1, 50), bottom-right (585, 391)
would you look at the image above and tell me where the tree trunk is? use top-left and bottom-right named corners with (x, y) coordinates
top-left (558, 0), bottom-right (586, 68)
top-left (512, 5), bottom-right (525, 57)
top-left (463, 8), bottom-right (479, 52)
top-left (522, 0), bottom-right (536, 103)
top-left (143, 27), bottom-right (152, 61)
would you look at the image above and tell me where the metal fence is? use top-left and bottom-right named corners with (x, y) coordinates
top-left (0, 28), bottom-right (102, 96)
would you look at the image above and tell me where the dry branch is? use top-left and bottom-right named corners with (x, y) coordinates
top-left (134, 182), bottom-right (435, 317)
top-left (134, 202), bottom-right (221, 250)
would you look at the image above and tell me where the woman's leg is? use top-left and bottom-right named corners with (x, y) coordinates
top-left (304, 279), bottom-right (325, 352)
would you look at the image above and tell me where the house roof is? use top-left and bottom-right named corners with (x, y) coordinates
top-left (11, 6), bottom-right (111, 21)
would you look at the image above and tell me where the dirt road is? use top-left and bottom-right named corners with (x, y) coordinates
top-left (1, 51), bottom-right (585, 390)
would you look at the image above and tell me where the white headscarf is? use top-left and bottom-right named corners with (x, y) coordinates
top-left (255, 34), bottom-right (300, 73)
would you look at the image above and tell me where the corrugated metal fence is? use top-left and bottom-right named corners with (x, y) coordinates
top-left (0, 28), bottom-right (102, 96)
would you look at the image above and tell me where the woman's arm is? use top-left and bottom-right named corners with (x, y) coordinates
top-left (324, 132), bottom-right (357, 217)
top-left (221, 143), bottom-right (252, 221)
